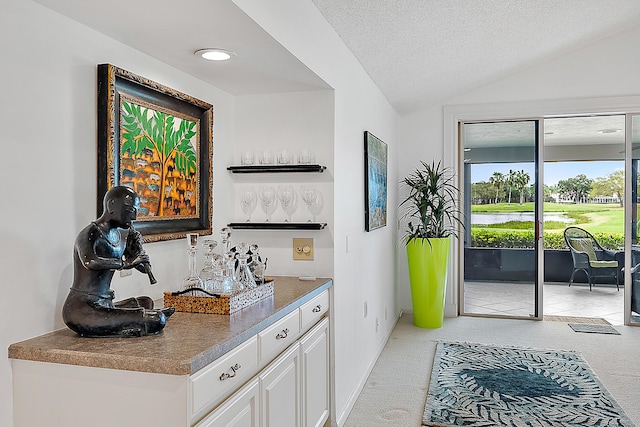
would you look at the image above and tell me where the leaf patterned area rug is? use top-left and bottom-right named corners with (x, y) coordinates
top-left (424, 341), bottom-right (633, 427)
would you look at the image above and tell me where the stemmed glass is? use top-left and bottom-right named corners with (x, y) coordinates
top-left (259, 185), bottom-right (277, 222)
top-left (301, 185), bottom-right (318, 222)
top-left (309, 188), bottom-right (323, 222)
top-left (240, 187), bottom-right (258, 222)
top-left (278, 185), bottom-right (298, 222)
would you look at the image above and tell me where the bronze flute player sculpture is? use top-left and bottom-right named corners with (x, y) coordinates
top-left (63, 186), bottom-right (174, 337)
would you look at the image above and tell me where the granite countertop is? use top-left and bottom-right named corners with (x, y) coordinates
top-left (8, 276), bottom-right (332, 376)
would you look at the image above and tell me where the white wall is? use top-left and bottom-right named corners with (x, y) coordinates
top-left (397, 24), bottom-right (640, 318)
top-left (0, 1), bottom-right (236, 426)
top-left (233, 91), bottom-right (335, 278)
top-left (2, 1), bottom-right (399, 427)
top-left (232, 1), bottom-right (399, 424)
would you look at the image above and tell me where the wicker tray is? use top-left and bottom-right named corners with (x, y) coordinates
top-left (163, 281), bottom-right (274, 315)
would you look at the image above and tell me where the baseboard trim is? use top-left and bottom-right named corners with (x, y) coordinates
top-left (334, 313), bottom-right (402, 427)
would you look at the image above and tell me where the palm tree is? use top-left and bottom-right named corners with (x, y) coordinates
top-left (512, 170), bottom-right (531, 205)
top-left (488, 172), bottom-right (505, 204)
top-left (506, 169), bottom-right (515, 204)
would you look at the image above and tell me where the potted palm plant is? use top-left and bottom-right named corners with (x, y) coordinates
top-left (400, 160), bottom-right (463, 328)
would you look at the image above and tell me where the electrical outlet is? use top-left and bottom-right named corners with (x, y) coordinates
top-left (293, 238), bottom-right (314, 260)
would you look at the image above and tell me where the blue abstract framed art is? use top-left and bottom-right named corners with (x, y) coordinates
top-left (364, 131), bottom-right (388, 231)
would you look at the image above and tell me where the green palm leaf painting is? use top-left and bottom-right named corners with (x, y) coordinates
top-left (120, 100), bottom-right (199, 217)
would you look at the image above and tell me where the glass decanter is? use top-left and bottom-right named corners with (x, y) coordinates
top-left (181, 233), bottom-right (204, 294)
top-left (235, 242), bottom-right (257, 289)
top-left (211, 255), bottom-right (233, 294)
top-left (223, 251), bottom-right (244, 294)
top-left (249, 243), bottom-right (266, 285)
top-left (220, 227), bottom-right (232, 254)
top-left (199, 239), bottom-right (218, 291)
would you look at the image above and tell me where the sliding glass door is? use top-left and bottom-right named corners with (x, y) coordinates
top-left (460, 120), bottom-right (542, 319)
top-left (629, 114), bottom-right (640, 325)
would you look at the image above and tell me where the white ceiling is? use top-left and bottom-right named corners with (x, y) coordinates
top-left (33, 0), bottom-right (330, 95)
top-left (464, 116), bottom-right (628, 149)
top-left (311, 0), bottom-right (640, 114)
top-left (31, 0), bottom-right (640, 145)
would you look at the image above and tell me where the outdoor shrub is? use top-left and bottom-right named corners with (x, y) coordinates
top-left (470, 229), bottom-right (623, 250)
top-left (471, 229), bottom-right (534, 248)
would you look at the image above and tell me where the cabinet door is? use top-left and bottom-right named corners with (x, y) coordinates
top-left (300, 317), bottom-right (330, 427)
top-left (260, 343), bottom-right (300, 427)
top-left (195, 377), bottom-right (259, 427)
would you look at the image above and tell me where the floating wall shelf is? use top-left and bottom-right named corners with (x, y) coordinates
top-left (227, 164), bottom-right (326, 173)
top-left (228, 222), bottom-right (327, 230)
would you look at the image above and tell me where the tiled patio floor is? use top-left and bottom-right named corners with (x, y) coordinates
top-left (463, 280), bottom-right (626, 325)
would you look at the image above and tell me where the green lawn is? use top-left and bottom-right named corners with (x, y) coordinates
top-left (472, 202), bottom-right (621, 213)
top-left (471, 202), bottom-right (624, 235)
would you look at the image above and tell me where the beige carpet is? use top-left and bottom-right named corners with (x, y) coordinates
top-left (343, 314), bottom-right (640, 427)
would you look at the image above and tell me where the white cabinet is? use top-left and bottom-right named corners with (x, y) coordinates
top-left (300, 318), bottom-right (330, 427)
top-left (260, 344), bottom-right (301, 427)
top-left (190, 336), bottom-right (259, 419)
top-left (11, 284), bottom-right (331, 427)
top-left (199, 316), bottom-right (330, 427)
top-left (259, 309), bottom-right (300, 362)
top-left (196, 378), bottom-right (260, 427)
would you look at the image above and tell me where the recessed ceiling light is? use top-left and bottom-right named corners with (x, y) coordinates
top-left (194, 48), bottom-right (236, 61)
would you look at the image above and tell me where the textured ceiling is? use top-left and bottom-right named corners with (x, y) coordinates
top-left (32, 0), bottom-right (330, 95)
top-left (311, 0), bottom-right (640, 113)
top-left (32, 0), bottom-right (640, 120)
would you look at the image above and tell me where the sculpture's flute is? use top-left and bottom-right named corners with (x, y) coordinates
top-left (125, 225), bottom-right (157, 284)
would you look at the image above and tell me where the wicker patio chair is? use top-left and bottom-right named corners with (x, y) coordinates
top-left (563, 226), bottom-right (619, 291)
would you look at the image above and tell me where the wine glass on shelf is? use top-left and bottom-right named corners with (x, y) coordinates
top-left (300, 185), bottom-right (318, 222)
top-left (309, 188), bottom-right (323, 222)
top-left (278, 185), bottom-right (298, 222)
top-left (239, 187), bottom-right (258, 222)
top-left (259, 185), bottom-right (277, 222)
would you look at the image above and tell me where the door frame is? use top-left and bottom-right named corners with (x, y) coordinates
top-left (443, 96), bottom-right (640, 324)
top-left (458, 119), bottom-right (544, 320)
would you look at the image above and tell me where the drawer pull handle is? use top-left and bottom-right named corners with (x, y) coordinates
top-left (312, 304), bottom-right (322, 313)
top-left (219, 363), bottom-right (241, 381)
top-left (276, 328), bottom-right (289, 339)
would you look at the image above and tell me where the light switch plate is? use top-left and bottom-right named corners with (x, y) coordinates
top-left (293, 238), bottom-right (314, 260)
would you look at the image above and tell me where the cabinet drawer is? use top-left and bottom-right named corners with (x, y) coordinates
top-left (259, 310), bottom-right (300, 362)
top-left (194, 377), bottom-right (260, 427)
top-left (300, 290), bottom-right (329, 331)
top-left (190, 336), bottom-right (258, 418)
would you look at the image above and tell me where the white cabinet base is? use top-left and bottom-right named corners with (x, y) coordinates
top-left (12, 359), bottom-right (189, 427)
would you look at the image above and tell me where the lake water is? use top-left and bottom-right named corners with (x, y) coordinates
top-left (472, 212), bottom-right (571, 225)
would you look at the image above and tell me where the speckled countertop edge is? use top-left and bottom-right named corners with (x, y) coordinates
top-left (8, 277), bottom-right (332, 376)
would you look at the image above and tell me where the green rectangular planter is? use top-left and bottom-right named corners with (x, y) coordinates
top-left (406, 238), bottom-right (450, 328)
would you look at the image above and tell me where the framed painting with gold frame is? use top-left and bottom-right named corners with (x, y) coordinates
top-left (97, 64), bottom-right (213, 242)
